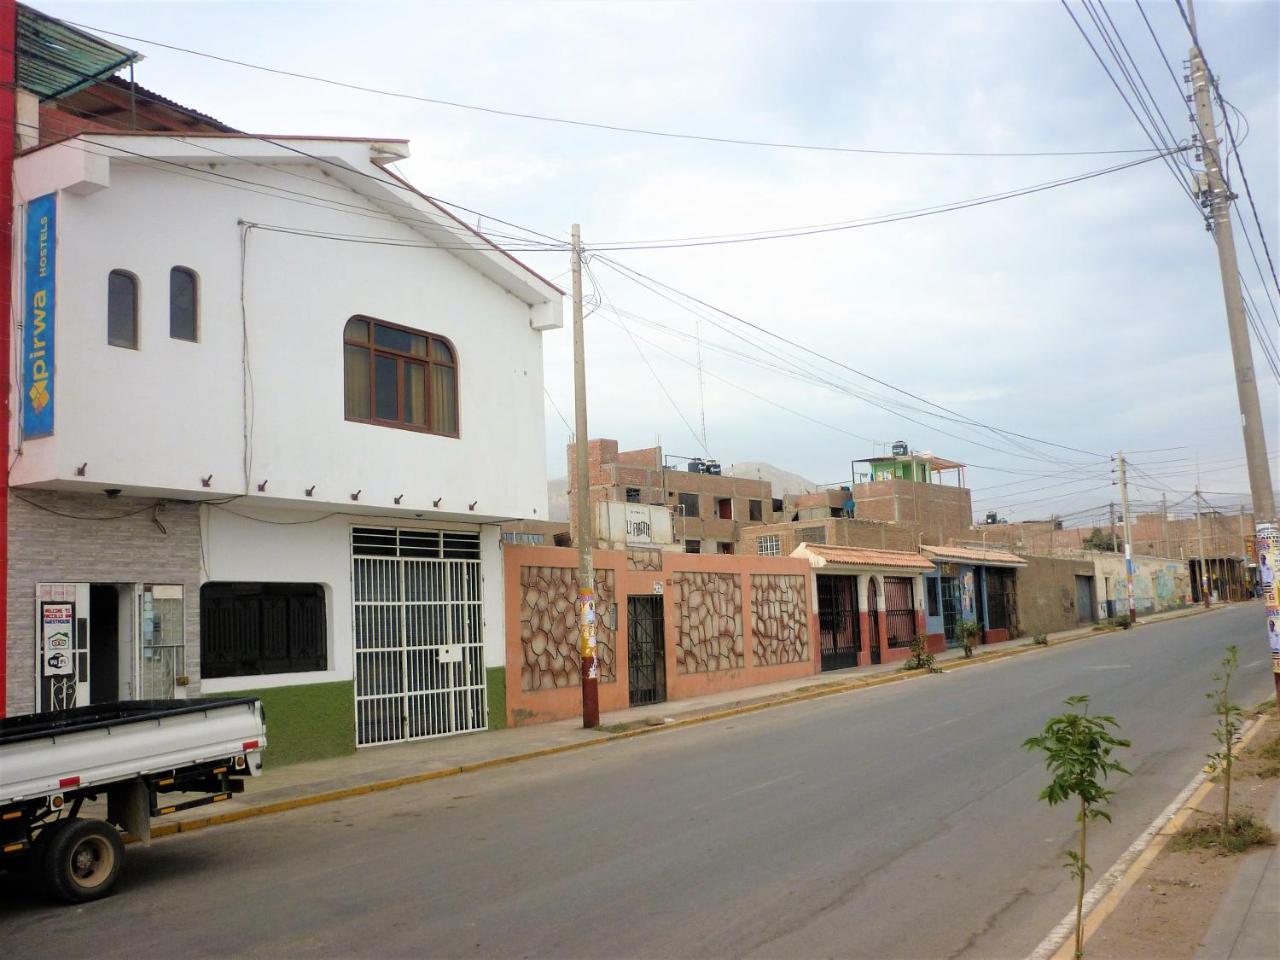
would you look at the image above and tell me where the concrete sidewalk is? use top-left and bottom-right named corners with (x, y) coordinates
top-left (150, 601), bottom-right (1226, 839)
top-left (1194, 788), bottom-right (1280, 960)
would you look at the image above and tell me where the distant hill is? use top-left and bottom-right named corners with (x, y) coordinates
top-left (725, 462), bottom-right (819, 495)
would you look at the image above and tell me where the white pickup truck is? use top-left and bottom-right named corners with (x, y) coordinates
top-left (1, 698), bottom-right (267, 903)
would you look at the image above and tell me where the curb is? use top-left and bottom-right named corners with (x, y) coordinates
top-left (1031, 710), bottom-right (1273, 960)
top-left (140, 603), bottom-right (1223, 844)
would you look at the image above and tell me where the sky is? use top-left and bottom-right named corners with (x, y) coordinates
top-left (41, 0), bottom-right (1280, 526)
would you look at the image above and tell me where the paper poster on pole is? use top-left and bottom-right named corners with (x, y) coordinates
top-left (41, 601), bottom-right (74, 676)
top-left (1258, 523), bottom-right (1279, 674)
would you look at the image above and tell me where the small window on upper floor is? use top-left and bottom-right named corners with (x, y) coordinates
top-left (170, 267), bottom-right (198, 341)
top-left (343, 316), bottom-right (459, 437)
top-left (107, 270), bottom-right (138, 348)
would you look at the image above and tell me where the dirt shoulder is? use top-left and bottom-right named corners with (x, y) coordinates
top-left (1086, 710), bottom-right (1280, 960)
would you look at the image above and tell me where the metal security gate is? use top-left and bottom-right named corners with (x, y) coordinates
top-left (883, 576), bottom-right (917, 651)
top-left (627, 596), bottom-right (666, 707)
top-left (817, 575), bottom-right (860, 671)
top-left (939, 576), bottom-right (961, 648)
top-left (986, 568), bottom-right (1019, 637)
top-left (352, 526), bottom-right (486, 747)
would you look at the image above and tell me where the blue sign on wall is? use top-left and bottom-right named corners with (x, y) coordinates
top-left (22, 193), bottom-right (56, 439)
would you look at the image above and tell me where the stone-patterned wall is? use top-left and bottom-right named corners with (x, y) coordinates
top-left (519, 566), bottom-right (616, 691)
top-left (626, 549), bottom-right (663, 572)
top-left (750, 574), bottom-right (810, 666)
top-left (673, 572), bottom-right (743, 674)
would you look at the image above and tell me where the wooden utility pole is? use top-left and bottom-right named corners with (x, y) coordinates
top-left (571, 224), bottom-right (599, 728)
top-left (1116, 452), bottom-right (1137, 622)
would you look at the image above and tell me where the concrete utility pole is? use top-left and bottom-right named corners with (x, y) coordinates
top-left (1186, 0), bottom-right (1279, 710)
top-left (1195, 489), bottom-right (1210, 608)
top-left (570, 224), bottom-right (599, 728)
top-left (1161, 493), bottom-right (1170, 558)
top-left (1116, 452), bottom-right (1137, 622)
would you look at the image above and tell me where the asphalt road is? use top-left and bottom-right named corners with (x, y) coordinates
top-left (3, 604), bottom-right (1274, 959)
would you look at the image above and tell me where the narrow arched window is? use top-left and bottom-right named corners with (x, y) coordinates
top-left (344, 316), bottom-right (459, 437)
top-left (170, 266), bottom-right (198, 341)
top-left (107, 270), bottom-right (138, 348)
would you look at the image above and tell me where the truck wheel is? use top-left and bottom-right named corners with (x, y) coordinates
top-left (42, 819), bottom-right (124, 903)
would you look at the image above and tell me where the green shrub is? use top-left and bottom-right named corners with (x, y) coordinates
top-left (904, 634), bottom-right (940, 673)
top-left (1033, 632), bottom-right (1049, 646)
top-left (1106, 615), bottom-right (1132, 630)
top-left (957, 619), bottom-right (979, 658)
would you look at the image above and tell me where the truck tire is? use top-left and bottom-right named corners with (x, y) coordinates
top-left (42, 818), bottom-right (125, 903)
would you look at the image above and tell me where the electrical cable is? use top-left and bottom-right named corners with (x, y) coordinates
top-left (56, 19), bottom-right (1167, 159)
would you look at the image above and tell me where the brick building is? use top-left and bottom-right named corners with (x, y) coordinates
top-left (741, 449), bottom-right (974, 557)
top-left (566, 439), bottom-right (774, 554)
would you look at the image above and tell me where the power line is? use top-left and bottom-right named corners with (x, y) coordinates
top-left (1058, 0), bottom-right (1204, 217)
top-left (1171, 0), bottom-right (1280, 300)
top-left (56, 19), bottom-right (1165, 159)
top-left (595, 255), bottom-right (1106, 463)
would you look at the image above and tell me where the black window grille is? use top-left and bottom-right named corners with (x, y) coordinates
top-left (200, 583), bottom-right (327, 678)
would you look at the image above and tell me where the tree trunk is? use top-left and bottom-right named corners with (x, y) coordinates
top-left (1076, 796), bottom-right (1087, 960)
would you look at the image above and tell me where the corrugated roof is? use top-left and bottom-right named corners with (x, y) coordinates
top-left (18, 4), bottom-right (141, 101)
top-left (921, 544), bottom-right (1027, 568)
top-left (792, 544), bottom-right (935, 572)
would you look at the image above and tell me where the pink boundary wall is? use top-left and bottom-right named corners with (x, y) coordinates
top-left (505, 545), bottom-right (820, 727)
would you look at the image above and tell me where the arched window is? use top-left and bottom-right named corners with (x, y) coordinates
top-left (170, 266), bottom-right (198, 341)
top-left (107, 270), bottom-right (138, 348)
top-left (343, 316), bottom-right (459, 436)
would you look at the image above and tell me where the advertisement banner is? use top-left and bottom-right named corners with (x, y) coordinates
top-left (23, 193), bottom-right (56, 439)
top-left (41, 602), bottom-right (74, 677)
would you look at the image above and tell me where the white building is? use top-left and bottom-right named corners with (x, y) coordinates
top-left (7, 128), bottom-right (563, 755)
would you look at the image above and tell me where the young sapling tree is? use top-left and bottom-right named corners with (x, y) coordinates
top-left (1206, 644), bottom-right (1245, 842)
top-left (1024, 695), bottom-right (1131, 960)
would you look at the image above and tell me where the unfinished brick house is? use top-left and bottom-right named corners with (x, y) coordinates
top-left (566, 439), bottom-right (775, 554)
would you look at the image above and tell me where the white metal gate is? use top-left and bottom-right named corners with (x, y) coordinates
top-left (352, 526), bottom-right (486, 746)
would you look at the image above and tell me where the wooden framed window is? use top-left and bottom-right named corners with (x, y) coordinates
top-left (343, 316), bottom-right (459, 436)
top-left (107, 269), bottom-right (138, 348)
top-left (169, 266), bottom-right (198, 341)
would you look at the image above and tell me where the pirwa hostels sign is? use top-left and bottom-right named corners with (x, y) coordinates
top-left (23, 193), bottom-right (56, 438)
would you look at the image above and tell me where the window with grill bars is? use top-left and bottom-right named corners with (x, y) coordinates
top-left (757, 534), bottom-right (781, 557)
top-left (351, 526), bottom-right (481, 559)
top-left (200, 583), bottom-right (327, 678)
top-left (344, 316), bottom-right (459, 436)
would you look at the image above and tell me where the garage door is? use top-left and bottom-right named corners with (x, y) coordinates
top-left (352, 526), bottom-right (486, 746)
